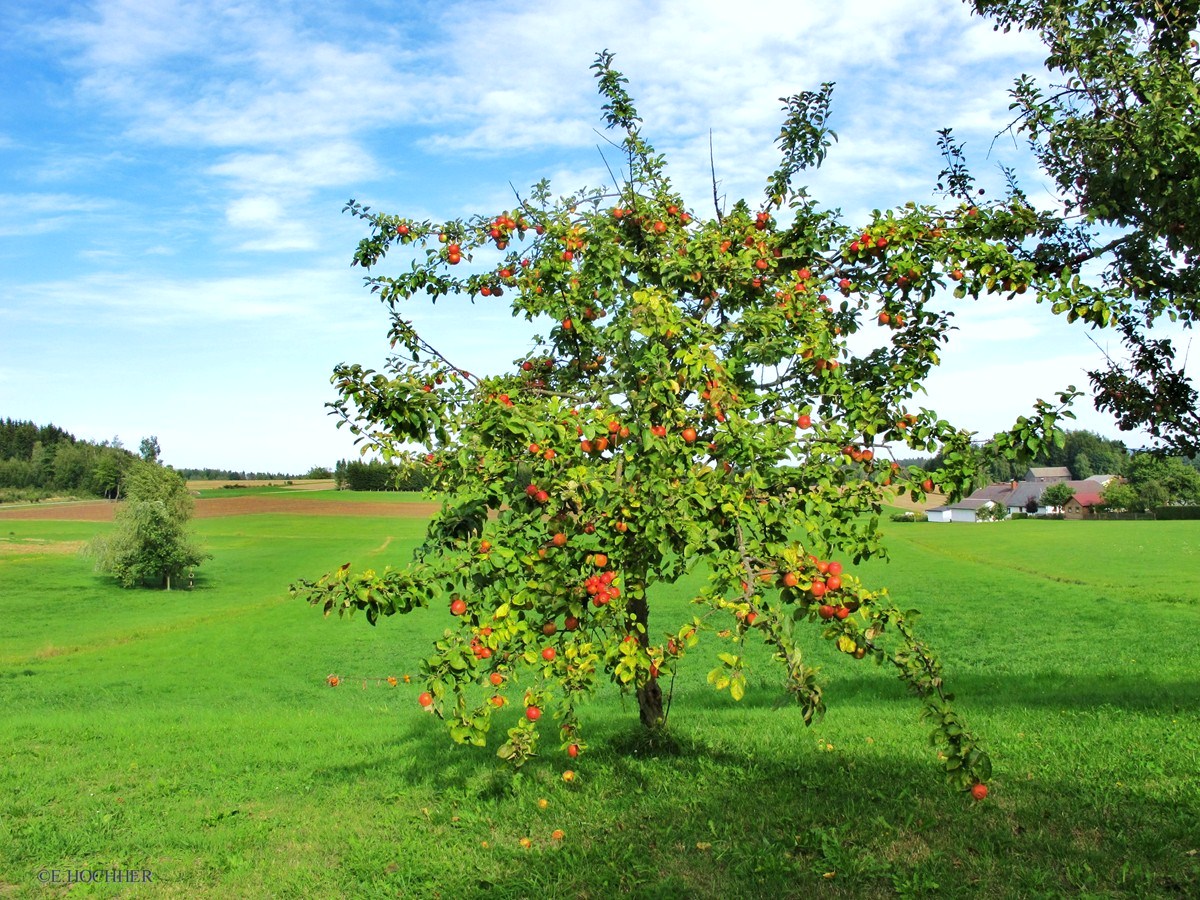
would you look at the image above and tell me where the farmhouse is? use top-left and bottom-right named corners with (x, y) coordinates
top-left (1063, 491), bottom-right (1105, 519)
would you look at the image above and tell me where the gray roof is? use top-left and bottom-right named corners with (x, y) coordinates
top-left (1027, 466), bottom-right (1072, 480)
top-left (959, 479), bottom-right (1113, 509)
top-left (930, 497), bottom-right (999, 512)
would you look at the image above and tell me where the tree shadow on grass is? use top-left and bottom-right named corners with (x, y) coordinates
top-left (308, 712), bottom-right (1199, 899)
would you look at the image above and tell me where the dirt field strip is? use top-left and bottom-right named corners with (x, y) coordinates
top-left (0, 496), bottom-right (442, 521)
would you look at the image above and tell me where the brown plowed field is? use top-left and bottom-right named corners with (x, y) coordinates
top-left (0, 496), bottom-right (442, 521)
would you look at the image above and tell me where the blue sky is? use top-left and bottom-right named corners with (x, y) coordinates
top-left (1, 0), bottom-right (1183, 472)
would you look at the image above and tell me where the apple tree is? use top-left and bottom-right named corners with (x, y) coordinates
top-left (292, 53), bottom-right (1088, 792)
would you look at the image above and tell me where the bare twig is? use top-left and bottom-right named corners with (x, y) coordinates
top-left (709, 129), bottom-right (724, 223)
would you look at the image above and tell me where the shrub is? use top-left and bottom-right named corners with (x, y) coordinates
top-left (1153, 506), bottom-right (1200, 520)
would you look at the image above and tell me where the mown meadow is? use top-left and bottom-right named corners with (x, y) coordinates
top-left (1, 496), bottom-right (1197, 898)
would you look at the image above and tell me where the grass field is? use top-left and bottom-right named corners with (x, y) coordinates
top-left (1, 503), bottom-right (1197, 898)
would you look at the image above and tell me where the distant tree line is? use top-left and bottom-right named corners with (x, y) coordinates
top-left (172, 466), bottom-right (303, 481)
top-left (333, 455), bottom-right (437, 491)
top-left (0, 418), bottom-right (137, 499)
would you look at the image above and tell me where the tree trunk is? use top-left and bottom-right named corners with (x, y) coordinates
top-left (628, 586), bottom-right (664, 729)
top-left (637, 677), bottom-right (664, 729)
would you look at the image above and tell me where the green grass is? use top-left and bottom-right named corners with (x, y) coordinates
top-left (1, 512), bottom-right (1197, 897)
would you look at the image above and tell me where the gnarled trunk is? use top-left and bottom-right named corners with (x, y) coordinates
top-left (628, 587), bottom-right (664, 729)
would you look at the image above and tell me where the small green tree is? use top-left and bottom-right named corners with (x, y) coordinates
top-left (1040, 482), bottom-right (1077, 510)
top-left (139, 435), bottom-right (161, 463)
top-left (87, 461), bottom-right (208, 589)
top-left (1099, 480), bottom-right (1140, 512)
top-left (975, 501), bottom-right (1008, 521)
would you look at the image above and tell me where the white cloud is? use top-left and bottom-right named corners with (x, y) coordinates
top-left (208, 142), bottom-right (376, 192)
top-left (0, 193), bottom-right (116, 237)
top-left (3, 265), bottom-right (361, 326)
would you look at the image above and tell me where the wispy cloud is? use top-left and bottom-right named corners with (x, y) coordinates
top-left (2, 266), bottom-right (363, 327)
top-left (0, 192), bottom-right (117, 237)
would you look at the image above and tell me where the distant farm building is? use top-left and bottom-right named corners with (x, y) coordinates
top-left (1063, 491), bottom-right (1105, 519)
top-left (927, 474), bottom-right (1119, 522)
top-left (926, 497), bottom-right (1003, 523)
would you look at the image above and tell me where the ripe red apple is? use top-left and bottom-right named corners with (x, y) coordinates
top-left (797, 414), bottom-right (812, 429)
top-left (782, 572), bottom-right (799, 588)
top-left (567, 743), bottom-right (580, 758)
top-left (593, 552), bottom-right (609, 568)
top-left (825, 574), bottom-right (842, 591)
top-left (921, 478), bottom-right (934, 493)
top-left (564, 615), bottom-right (579, 631)
top-left (552, 532), bottom-right (567, 547)
top-left (542, 647), bottom-right (556, 662)
top-left (835, 606), bottom-right (850, 620)
top-left (418, 692), bottom-right (433, 707)
top-left (971, 783), bottom-right (988, 801)
top-left (827, 561), bottom-right (843, 576)
top-left (810, 580), bottom-right (827, 598)
top-left (818, 605), bottom-right (835, 620)
top-left (490, 672), bottom-right (504, 686)
top-left (450, 598), bottom-right (467, 616)
top-left (526, 705), bottom-right (542, 721)
top-left (681, 427), bottom-right (698, 444)
top-left (396, 223), bottom-right (409, 236)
